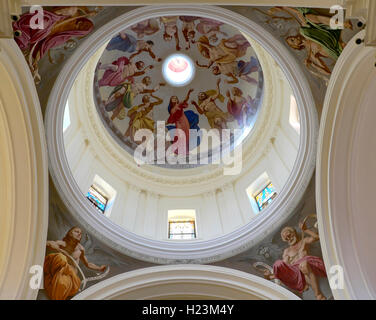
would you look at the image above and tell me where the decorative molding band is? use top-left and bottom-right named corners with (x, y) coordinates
top-left (45, 5), bottom-right (318, 264)
top-left (19, 0), bottom-right (345, 8)
top-left (346, 0), bottom-right (376, 46)
top-left (74, 264), bottom-right (300, 300)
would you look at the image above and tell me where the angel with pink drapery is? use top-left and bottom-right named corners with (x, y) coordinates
top-left (13, 6), bottom-right (100, 83)
top-left (263, 218), bottom-right (328, 300)
top-left (98, 56), bottom-right (153, 87)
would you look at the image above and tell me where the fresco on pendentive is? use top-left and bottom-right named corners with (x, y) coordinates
top-left (43, 226), bottom-right (109, 300)
top-left (12, 6), bottom-right (103, 84)
top-left (251, 6), bottom-right (356, 84)
top-left (211, 179), bottom-right (333, 300)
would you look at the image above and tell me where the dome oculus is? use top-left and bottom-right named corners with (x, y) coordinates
top-left (163, 54), bottom-right (195, 87)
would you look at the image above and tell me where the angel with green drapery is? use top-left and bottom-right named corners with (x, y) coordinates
top-left (262, 7), bottom-right (353, 82)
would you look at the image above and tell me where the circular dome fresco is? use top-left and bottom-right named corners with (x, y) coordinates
top-left (93, 16), bottom-right (264, 167)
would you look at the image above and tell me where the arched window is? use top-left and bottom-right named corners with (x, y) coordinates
top-left (87, 185), bottom-right (108, 213)
top-left (246, 173), bottom-right (278, 213)
top-left (168, 210), bottom-right (197, 240)
top-left (86, 175), bottom-right (116, 215)
top-left (255, 182), bottom-right (277, 211)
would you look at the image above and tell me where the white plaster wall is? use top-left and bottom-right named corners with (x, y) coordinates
top-left (317, 30), bottom-right (376, 299)
top-left (0, 39), bottom-right (48, 299)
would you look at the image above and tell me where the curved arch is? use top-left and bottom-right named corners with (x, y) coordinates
top-left (0, 39), bottom-right (48, 299)
top-left (73, 265), bottom-right (300, 300)
top-left (317, 30), bottom-right (376, 299)
top-left (45, 5), bottom-right (318, 264)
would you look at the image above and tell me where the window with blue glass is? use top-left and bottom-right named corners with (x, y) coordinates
top-left (255, 182), bottom-right (277, 211)
top-left (87, 185), bottom-right (108, 213)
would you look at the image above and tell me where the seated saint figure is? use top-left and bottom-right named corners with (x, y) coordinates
top-left (44, 227), bottom-right (107, 300)
top-left (263, 221), bottom-right (327, 300)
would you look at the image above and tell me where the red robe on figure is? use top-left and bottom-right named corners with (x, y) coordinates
top-left (13, 9), bottom-right (94, 60)
top-left (167, 101), bottom-right (190, 155)
top-left (273, 256), bottom-right (327, 292)
top-left (98, 56), bottom-right (131, 87)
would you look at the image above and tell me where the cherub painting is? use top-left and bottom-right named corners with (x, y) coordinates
top-left (106, 31), bottom-right (161, 61)
top-left (160, 16), bottom-right (181, 51)
top-left (179, 16), bottom-right (199, 49)
top-left (98, 56), bottom-right (153, 87)
top-left (44, 226), bottom-right (108, 300)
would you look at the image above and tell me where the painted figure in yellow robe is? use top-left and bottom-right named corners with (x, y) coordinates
top-left (191, 79), bottom-right (231, 130)
top-left (125, 94), bottom-right (163, 141)
top-left (196, 34), bottom-right (250, 68)
top-left (44, 227), bottom-right (107, 300)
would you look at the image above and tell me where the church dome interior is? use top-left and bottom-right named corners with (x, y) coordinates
top-left (1, 1), bottom-right (375, 303)
top-left (57, 8), bottom-right (313, 263)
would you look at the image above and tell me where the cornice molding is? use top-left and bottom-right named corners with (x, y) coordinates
top-left (345, 0), bottom-right (376, 46)
top-left (74, 264), bottom-right (300, 300)
top-left (19, 0), bottom-right (345, 7)
top-left (0, 0), bottom-right (21, 38)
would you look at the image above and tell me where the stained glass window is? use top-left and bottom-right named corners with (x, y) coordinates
top-left (168, 220), bottom-right (196, 240)
top-left (87, 185), bottom-right (108, 213)
top-left (255, 182), bottom-right (277, 211)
